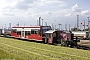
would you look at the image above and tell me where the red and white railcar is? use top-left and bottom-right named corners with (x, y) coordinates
top-left (11, 26), bottom-right (51, 41)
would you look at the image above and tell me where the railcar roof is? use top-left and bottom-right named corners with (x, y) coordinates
top-left (45, 30), bottom-right (56, 33)
top-left (12, 26), bottom-right (51, 28)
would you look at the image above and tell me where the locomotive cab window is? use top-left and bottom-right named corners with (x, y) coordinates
top-left (46, 33), bottom-right (51, 38)
top-left (53, 32), bottom-right (56, 37)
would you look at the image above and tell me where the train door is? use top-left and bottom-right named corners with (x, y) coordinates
top-left (21, 31), bottom-right (25, 38)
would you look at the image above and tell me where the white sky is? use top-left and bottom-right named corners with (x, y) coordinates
top-left (0, 0), bottom-right (90, 30)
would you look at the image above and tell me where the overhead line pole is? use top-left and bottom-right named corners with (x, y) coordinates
top-left (69, 24), bottom-right (70, 31)
top-left (87, 17), bottom-right (90, 31)
top-left (84, 20), bottom-right (85, 31)
top-left (42, 19), bottom-right (44, 26)
top-left (77, 15), bottom-right (79, 31)
top-left (39, 17), bottom-right (41, 26)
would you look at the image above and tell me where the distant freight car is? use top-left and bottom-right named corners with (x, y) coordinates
top-left (72, 31), bottom-right (90, 40)
top-left (1, 29), bottom-right (11, 36)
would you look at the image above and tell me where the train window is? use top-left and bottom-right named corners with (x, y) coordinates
top-left (25, 31), bottom-right (28, 36)
top-left (37, 30), bottom-right (40, 35)
top-left (35, 31), bottom-right (37, 34)
top-left (31, 29), bottom-right (41, 35)
top-left (42, 26), bottom-right (51, 34)
top-left (17, 31), bottom-right (21, 35)
top-left (46, 33), bottom-right (51, 38)
top-left (27, 31), bottom-right (30, 35)
top-left (31, 30), bottom-right (34, 34)
top-left (53, 33), bottom-right (56, 37)
top-left (35, 29), bottom-right (39, 34)
top-left (37, 30), bottom-right (41, 35)
top-left (31, 29), bottom-right (40, 34)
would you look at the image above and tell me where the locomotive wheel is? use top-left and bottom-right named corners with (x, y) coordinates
top-left (61, 39), bottom-right (65, 46)
top-left (61, 39), bottom-right (68, 47)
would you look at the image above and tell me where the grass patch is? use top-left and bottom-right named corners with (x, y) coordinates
top-left (0, 37), bottom-right (90, 60)
top-left (0, 48), bottom-right (23, 60)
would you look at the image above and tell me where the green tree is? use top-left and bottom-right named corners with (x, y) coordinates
top-left (85, 28), bottom-right (89, 31)
top-left (71, 27), bottom-right (77, 31)
top-left (71, 27), bottom-right (81, 31)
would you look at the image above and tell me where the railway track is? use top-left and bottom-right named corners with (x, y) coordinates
top-left (76, 45), bottom-right (90, 50)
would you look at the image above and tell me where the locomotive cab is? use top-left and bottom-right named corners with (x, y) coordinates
top-left (45, 30), bottom-right (57, 44)
top-left (45, 30), bottom-right (77, 47)
top-left (45, 30), bottom-right (63, 44)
